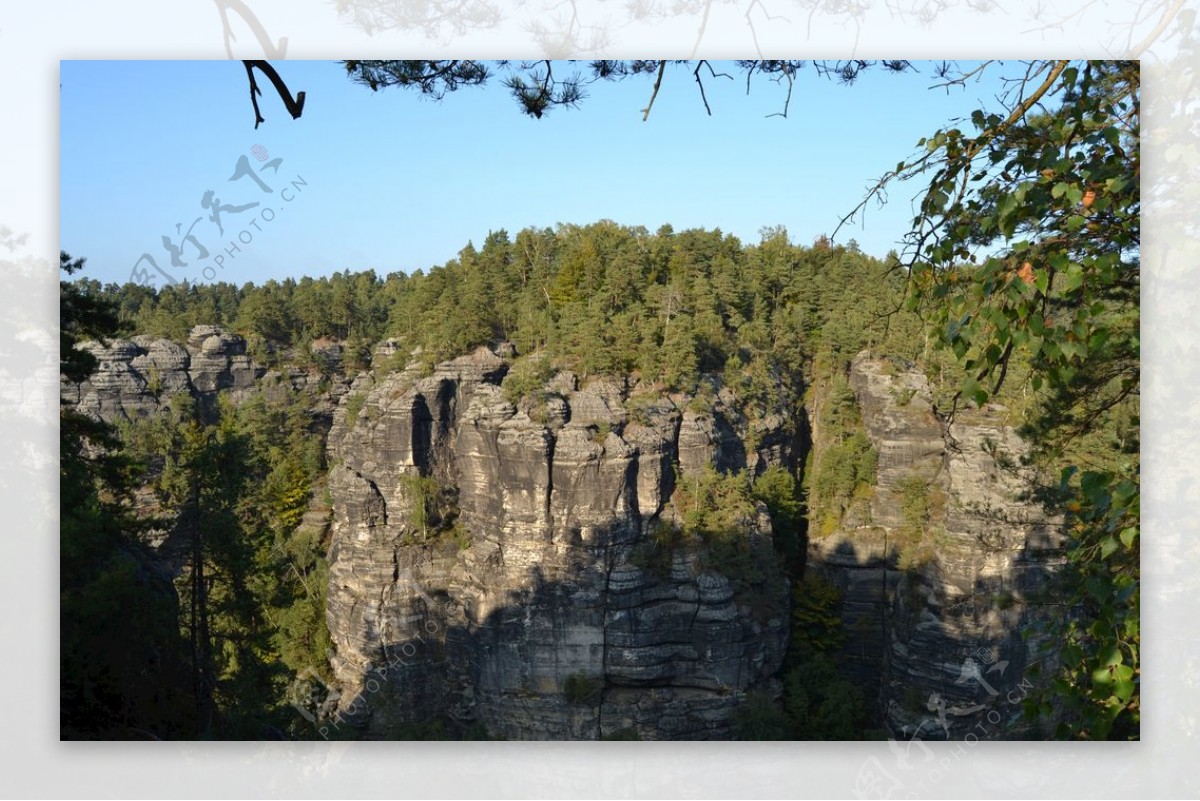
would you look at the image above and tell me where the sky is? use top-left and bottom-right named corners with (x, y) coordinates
top-left (60, 59), bottom-right (1013, 287)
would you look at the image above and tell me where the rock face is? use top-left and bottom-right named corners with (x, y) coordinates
top-left (62, 326), bottom-right (347, 574)
top-left (63, 325), bottom-right (267, 423)
top-left (324, 348), bottom-right (792, 740)
top-left (808, 353), bottom-right (1059, 739)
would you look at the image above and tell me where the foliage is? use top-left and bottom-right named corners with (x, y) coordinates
top-left (673, 466), bottom-right (763, 588)
top-left (750, 465), bottom-right (805, 567)
top-left (873, 60), bottom-right (1140, 739)
top-left (60, 252), bottom-right (196, 739)
top-left (630, 520), bottom-right (681, 578)
top-left (734, 691), bottom-right (793, 740)
top-left (896, 475), bottom-right (938, 539)
top-left (113, 377), bottom-right (333, 737)
top-left (808, 375), bottom-right (878, 536)
top-left (1028, 466), bottom-right (1139, 739)
top-left (343, 60), bottom-right (913, 120)
top-left (77, 224), bottom-right (910, 409)
top-left (781, 652), bottom-right (870, 740)
top-left (343, 392), bottom-right (368, 429)
top-left (789, 575), bottom-right (846, 655)
top-left (399, 472), bottom-right (441, 541)
top-left (563, 672), bottom-right (603, 705)
top-left (501, 354), bottom-right (554, 404)
top-left (739, 574), bottom-right (870, 740)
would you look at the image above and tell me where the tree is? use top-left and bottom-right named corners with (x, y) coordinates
top-left (845, 60), bottom-right (1140, 739)
top-left (342, 59), bottom-right (912, 119)
top-left (60, 252), bottom-right (196, 739)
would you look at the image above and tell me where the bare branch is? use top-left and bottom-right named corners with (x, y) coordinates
top-left (242, 60), bottom-right (306, 129)
top-left (765, 65), bottom-right (795, 119)
top-left (641, 60), bottom-right (667, 121)
top-left (695, 60), bottom-right (733, 117)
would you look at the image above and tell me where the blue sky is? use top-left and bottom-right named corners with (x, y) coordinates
top-left (61, 60), bottom-right (1009, 287)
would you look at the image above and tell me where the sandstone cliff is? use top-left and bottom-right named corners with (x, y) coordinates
top-left (807, 353), bottom-right (1060, 740)
top-left (323, 346), bottom-right (793, 739)
top-left (63, 327), bottom-right (1059, 740)
top-left (62, 325), bottom-right (265, 422)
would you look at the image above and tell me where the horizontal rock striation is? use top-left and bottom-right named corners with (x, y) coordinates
top-left (324, 347), bottom-right (792, 740)
top-left (63, 325), bottom-right (267, 423)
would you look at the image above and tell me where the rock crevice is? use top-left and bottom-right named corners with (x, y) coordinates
top-left (325, 347), bottom-right (791, 740)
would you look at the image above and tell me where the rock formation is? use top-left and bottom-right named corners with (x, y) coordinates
top-left (63, 326), bottom-right (1059, 740)
top-left (63, 325), bottom-right (266, 422)
top-left (323, 347), bottom-right (792, 740)
top-left (807, 353), bottom-right (1060, 740)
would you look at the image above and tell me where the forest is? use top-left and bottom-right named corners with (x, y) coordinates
top-left (61, 60), bottom-right (1138, 742)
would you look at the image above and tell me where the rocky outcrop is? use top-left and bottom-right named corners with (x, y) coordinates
top-left (808, 353), bottom-right (1060, 740)
top-left (63, 325), bottom-right (268, 423)
top-left (62, 326), bottom-right (351, 574)
top-left (324, 348), bottom-right (792, 740)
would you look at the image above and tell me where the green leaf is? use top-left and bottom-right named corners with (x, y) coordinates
top-left (1061, 265), bottom-right (1084, 293)
top-left (1060, 339), bottom-right (1087, 361)
top-left (1085, 575), bottom-right (1111, 602)
top-left (1119, 527), bottom-right (1138, 548)
top-left (1081, 471), bottom-right (1108, 500)
top-left (1034, 269), bottom-right (1049, 295)
top-left (1100, 536), bottom-right (1118, 559)
top-left (961, 377), bottom-right (988, 406)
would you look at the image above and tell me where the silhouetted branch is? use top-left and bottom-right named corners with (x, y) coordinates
top-left (641, 60), bottom-right (667, 121)
top-left (242, 60), bottom-right (306, 129)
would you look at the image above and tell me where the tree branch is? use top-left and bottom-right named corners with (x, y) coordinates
top-left (243, 60), bottom-right (306, 129)
top-left (641, 60), bottom-right (667, 121)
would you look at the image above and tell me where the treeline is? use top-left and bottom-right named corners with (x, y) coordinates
top-left (81, 222), bottom-right (927, 397)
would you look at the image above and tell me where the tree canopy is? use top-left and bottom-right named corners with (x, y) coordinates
top-left (331, 57), bottom-right (1141, 739)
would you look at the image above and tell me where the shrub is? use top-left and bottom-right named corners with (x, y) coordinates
top-left (343, 392), bottom-right (366, 429)
top-left (790, 575), bottom-right (846, 654)
top-left (781, 652), bottom-right (869, 739)
top-left (734, 691), bottom-right (792, 740)
top-left (751, 465), bottom-right (803, 565)
top-left (502, 355), bottom-right (554, 404)
top-left (563, 672), bottom-right (602, 705)
top-left (601, 727), bottom-right (640, 740)
top-left (630, 521), bottom-right (679, 578)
